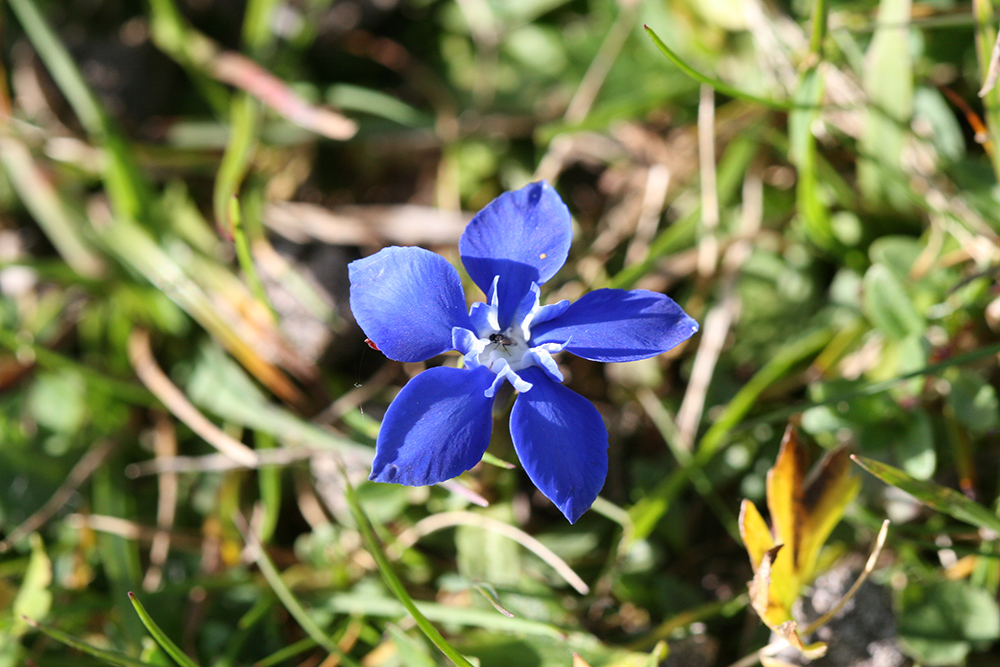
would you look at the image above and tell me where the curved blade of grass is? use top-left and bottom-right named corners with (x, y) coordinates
top-left (255, 637), bottom-right (319, 667)
top-left (128, 592), bottom-right (202, 667)
top-left (344, 478), bottom-right (477, 667)
top-left (0, 136), bottom-right (105, 278)
top-left (0, 328), bottom-right (157, 408)
top-left (23, 617), bottom-right (159, 667)
top-left (234, 516), bottom-right (360, 667)
top-left (607, 132), bottom-right (759, 290)
top-left (325, 594), bottom-right (564, 637)
top-left (643, 25), bottom-right (790, 111)
top-left (852, 456), bottom-right (1000, 534)
top-left (629, 327), bottom-right (833, 544)
top-left (974, 0), bottom-right (1000, 179)
top-left (8, 0), bottom-right (147, 219)
top-left (744, 339), bottom-right (1000, 430)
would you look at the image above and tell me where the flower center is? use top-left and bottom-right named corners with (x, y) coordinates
top-left (478, 326), bottom-right (530, 371)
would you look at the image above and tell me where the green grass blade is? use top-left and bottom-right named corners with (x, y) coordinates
top-left (242, 520), bottom-right (360, 667)
top-left (643, 26), bottom-right (790, 111)
top-left (23, 618), bottom-right (159, 667)
top-left (607, 133), bottom-right (759, 289)
top-left (128, 592), bottom-right (202, 667)
top-left (852, 456), bottom-right (1000, 534)
top-left (858, 0), bottom-right (914, 208)
top-left (975, 0), bottom-right (1000, 181)
top-left (0, 328), bottom-right (157, 408)
top-left (0, 136), bottom-right (105, 278)
top-left (325, 595), bottom-right (565, 637)
top-left (7, 0), bottom-right (148, 219)
top-left (744, 339), bottom-right (1000, 430)
top-left (629, 327), bottom-right (834, 543)
top-left (255, 637), bottom-right (319, 667)
top-left (344, 479), bottom-right (478, 667)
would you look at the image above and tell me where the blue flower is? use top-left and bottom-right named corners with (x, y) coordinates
top-left (348, 182), bottom-right (699, 522)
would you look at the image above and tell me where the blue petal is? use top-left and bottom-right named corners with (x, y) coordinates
top-left (371, 366), bottom-right (495, 485)
top-left (459, 182), bottom-right (572, 328)
top-left (349, 247), bottom-right (472, 362)
top-left (530, 289), bottom-right (699, 362)
top-left (509, 368), bottom-right (608, 523)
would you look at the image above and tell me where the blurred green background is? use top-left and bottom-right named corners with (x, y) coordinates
top-left (2, 0), bottom-right (1000, 664)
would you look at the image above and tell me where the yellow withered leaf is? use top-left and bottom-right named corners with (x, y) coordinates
top-left (775, 620), bottom-right (828, 660)
top-left (748, 544), bottom-right (787, 625)
top-left (739, 424), bottom-right (860, 641)
top-left (739, 499), bottom-right (775, 570)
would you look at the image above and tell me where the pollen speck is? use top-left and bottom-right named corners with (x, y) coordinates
top-left (540, 253), bottom-right (547, 259)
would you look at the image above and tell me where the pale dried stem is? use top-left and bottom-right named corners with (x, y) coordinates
top-left (316, 618), bottom-right (363, 667)
top-left (392, 511), bottom-right (590, 594)
top-left (723, 520), bottom-right (892, 667)
top-left (676, 171), bottom-right (762, 451)
top-left (979, 31), bottom-right (1000, 97)
top-left (723, 649), bottom-right (765, 667)
top-left (296, 468), bottom-right (333, 529)
top-left (624, 164), bottom-right (672, 265)
top-left (696, 84), bottom-right (720, 279)
top-left (128, 328), bottom-right (259, 468)
top-left (802, 519), bottom-right (891, 635)
top-left (0, 439), bottom-right (116, 553)
top-left (211, 52), bottom-right (357, 140)
top-left (127, 447), bottom-right (316, 477)
top-left (65, 513), bottom-right (202, 549)
top-left (453, 0), bottom-right (499, 107)
top-left (563, 0), bottom-right (641, 125)
top-left (143, 413), bottom-right (178, 591)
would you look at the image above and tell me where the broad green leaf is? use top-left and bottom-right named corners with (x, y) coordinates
top-left (790, 65), bottom-right (835, 251)
top-left (387, 624), bottom-right (439, 667)
top-left (898, 580), bottom-right (1000, 665)
top-left (858, 0), bottom-right (913, 208)
top-left (27, 371), bottom-right (87, 435)
top-left (12, 534), bottom-right (52, 634)
top-left (862, 264), bottom-right (925, 341)
top-left (868, 236), bottom-right (922, 280)
top-left (852, 455), bottom-right (1000, 534)
top-left (456, 630), bottom-right (664, 667)
top-left (892, 409), bottom-right (936, 480)
top-left (949, 372), bottom-right (1000, 435)
top-left (913, 87), bottom-right (966, 162)
top-left (457, 512), bottom-right (520, 586)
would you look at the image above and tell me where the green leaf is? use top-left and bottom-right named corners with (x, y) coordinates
top-left (852, 455), bottom-right (1000, 534)
top-left (892, 409), bottom-right (936, 480)
top-left (345, 479), bottom-right (477, 667)
top-left (129, 593), bottom-right (202, 667)
top-left (12, 534), bottom-right (52, 634)
top-left (898, 580), bottom-right (1000, 665)
top-left (857, 0), bottom-right (914, 208)
top-left (913, 87), bottom-right (966, 163)
top-left (27, 371), bottom-right (87, 435)
top-left (643, 26), bottom-right (789, 110)
top-left (790, 65), bottom-right (835, 251)
top-left (868, 236), bottom-right (923, 280)
top-left (862, 264), bottom-right (925, 341)
top-left (949, 372), bottom-right (1000, 435)
top-left (22, 618), bottom-right (160, 667)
